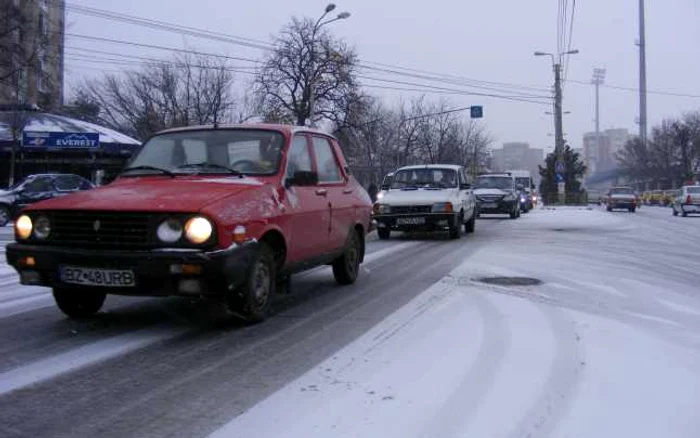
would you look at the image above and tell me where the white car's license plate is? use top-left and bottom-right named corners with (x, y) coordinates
top-left (396, 217), bottom-right (426, 225)
top-left (481, 203), bottom-right (498, 209)
top-left (60, 266), bottom-right (136, 287)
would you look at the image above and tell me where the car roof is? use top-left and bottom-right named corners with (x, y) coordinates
top-left (155, 123), bottom-right (336, 139)
top-left (396, 164), bottom-right (462, 171)
top-left (477, 173), bottom-right (513, 178)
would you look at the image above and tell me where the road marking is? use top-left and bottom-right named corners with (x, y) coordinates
top-left (0, 325), bottom-right (186, 396)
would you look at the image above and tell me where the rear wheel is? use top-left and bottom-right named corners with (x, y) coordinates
top-left (629, 207), bottom-right (636, 213)
top-left (333, 230), bottom-right (362, 285)
top-left (53, 287), bottom-right (106, 319)
top-left (377, 227), bottom-right (390, 240)
top-left (673, 207), bottom-right (678, 216)
top-left (509, 206), bottom-right (518, 219)
top-left (682, 210), bottom-right (688, 217)
top-left (606, 206), bottom-right (613, 212)
top-left (0, 205), bottom-right (10, 227)
top-left (228, 243), bottom-right (276, 323)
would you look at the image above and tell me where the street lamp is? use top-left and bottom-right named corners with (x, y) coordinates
top-left (307, 4), bottom-right (351, 127)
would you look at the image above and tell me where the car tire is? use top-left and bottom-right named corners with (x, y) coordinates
top-left (333, 230), bottom-right (361, 285)
top-left (464, 210), bottom-right (476, 233)
top-left (673, 207), bottom-right (678, 216)
top-left (0, 205), bottom-right (10, 227)
top-left (629, 207), bottom-right (636, 213)
top-left (228, 243), bottom-right (276, 323)
top-left (52, 287), bottom-right (106, 319)
top-left (377, 227), bottom-right (391, 240)
top-left (682, 210), bottom-right (688, 217)
top-left (510, 206), bottom-right (518, 219)
top-left (449, 212), bottom-right (462, 239)
top-left (606, 206), bottom-right (613, 212)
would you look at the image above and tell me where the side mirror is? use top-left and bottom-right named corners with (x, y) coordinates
top-left (459, 183), bottom-right (471, 190)
top-left (285, 170), bottom-right (318, 187)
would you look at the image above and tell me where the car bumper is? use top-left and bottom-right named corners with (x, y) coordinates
top-left (5, 241), bottom-right (258, 297)
top-left (373, 213), bottom-right (458, 231)
top-left (476, 200), bottom-right (513, 214)
top-left (609, 201), bottom-right (637, 209)
top-left (681, 204), bottom-right (700, 213)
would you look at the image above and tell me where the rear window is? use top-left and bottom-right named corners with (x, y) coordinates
top-left (610, 188), bottom-right (634, 195)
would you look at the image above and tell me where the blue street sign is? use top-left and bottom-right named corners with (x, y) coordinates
top-left (23, 131), bottom-right (100, 149)
top-left (470, 106), bottom-right (483, 119)
top-left (555, 160), bottom-right (565, 173)
top-left (555, 173), bottom-right (564, 182)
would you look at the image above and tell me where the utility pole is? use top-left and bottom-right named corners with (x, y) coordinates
top-left (591, 68), bottom-right (606, 172)
top-left (638, 0), bottom-right (648, 147)
top-left (553, 63), bottom-right (564, 156)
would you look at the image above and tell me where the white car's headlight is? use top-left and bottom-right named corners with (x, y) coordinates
top-left (34, 216), bottom-right (51, 239)
top-left (157, 218), bottom-right (183, 243)
top-left (432, 202), bottom-right (454, 213)
top-left (373, 204), bottom-right (391, 215)
top-left (16, 215), bottom-right (32, 240)
top-left (184, 216), bottom-right (213, 244)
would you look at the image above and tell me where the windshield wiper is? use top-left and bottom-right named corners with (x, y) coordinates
top-left (120, 165), bottom-right (175, 178)
top-left (174, 163), bottom-right (242, 176)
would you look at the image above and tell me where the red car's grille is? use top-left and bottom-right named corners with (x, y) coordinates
top-left (46, 211), bottom-right (155, 249)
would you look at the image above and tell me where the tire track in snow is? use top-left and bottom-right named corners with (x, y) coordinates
top-left (507, 304), bottom-right (585, 438)
top-left (418, 292), bottom-right (510, 438)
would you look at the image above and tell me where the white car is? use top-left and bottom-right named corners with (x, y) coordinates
top-left (672, 185), bottom-right (700, 217)
top-left (372, 165), bottom-right (477, 239)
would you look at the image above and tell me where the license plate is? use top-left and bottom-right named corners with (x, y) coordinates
top-left (396, 217), bottom-right (425, 225)
top-left (60, 266), bottom-right (136, 287)
top-left (481, 203), bottom-right (497, 209)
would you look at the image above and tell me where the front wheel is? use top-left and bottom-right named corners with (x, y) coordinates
top-left (464, 210), bottom-right (476, 233)
top-left (333, 230), bottom-right (362, 285)
top-left (682, 210), bottom-right (688, 217)
top-left (228, 243), bottom-right (276, 323)
top-left (53, 288), bottom-right (106, 319)
top-left (673, 207), bottom-right (678, 216)
top-left (449, 212), bottom-right (462, 239)
top-left (629, 207), bottom-right (636, 213)
top-left (377, 227), bottom-right (390, 240)
top-left (0, 205), bottom-right (10, 227)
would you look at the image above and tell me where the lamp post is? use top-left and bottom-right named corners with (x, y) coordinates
top-left (535, 49), bottom-right (578, 203)
top-left (307, 4), bottom-right (350, 127)
top-left (591, 68), bottom-right (606, 175)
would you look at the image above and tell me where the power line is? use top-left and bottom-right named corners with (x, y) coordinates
top-left (568, 79), bottom-right (700, 99)
top-left (563, 0), bottom-right (577, 85)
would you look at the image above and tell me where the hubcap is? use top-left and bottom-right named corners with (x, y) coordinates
top-left (252, 260), bottom-right (271, 308)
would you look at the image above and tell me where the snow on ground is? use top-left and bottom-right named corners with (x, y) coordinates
top-left (210, 207), bottom-right (700, 438)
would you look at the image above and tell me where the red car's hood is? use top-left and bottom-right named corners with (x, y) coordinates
top-left (26, 176), bottom-right (266, 212)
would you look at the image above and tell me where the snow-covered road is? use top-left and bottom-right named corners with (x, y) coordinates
top-left (1, 206), bottom-right (699, 437)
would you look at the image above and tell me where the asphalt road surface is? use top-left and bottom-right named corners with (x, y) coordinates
top-left (1, 205), bottom-right (699, 438)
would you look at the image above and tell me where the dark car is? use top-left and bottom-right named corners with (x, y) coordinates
top-left (472, 173), bottom-right (520, 219)
top-left (6, 124), bottom-right (372, 322)
top-left (606, 186), bottom-right (638, 212)
top-left (0, 174), bottom-right (95, 226)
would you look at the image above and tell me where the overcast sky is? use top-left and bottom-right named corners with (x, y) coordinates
top-left (64, 0), bottom-right (700, 152)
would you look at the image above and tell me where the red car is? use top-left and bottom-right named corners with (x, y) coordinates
top-left (6, 124), bottom-right (372, 322)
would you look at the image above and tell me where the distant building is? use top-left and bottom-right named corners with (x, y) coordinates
top-left (491, 142), bottom-right (544, 185)
top-left (0, 0), bottom-right (65, 109)
top-left (583, 128), bottom-right (629, 175)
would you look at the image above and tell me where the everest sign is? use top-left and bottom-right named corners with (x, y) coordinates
top-left (23, 132), bottom-right (100, 149)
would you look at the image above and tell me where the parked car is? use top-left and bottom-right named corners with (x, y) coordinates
top-left (6, 124), bottom-right (372, 322)
top-left (372, 164), bottom-right (476, 239)
top-left (648, 190), bottom-right (663, 205)
top-left (587, 189), bottom-right (603, 205)
top-left (472, 172), bottom-right (520, 219)
top-left (606, 186), bottom-right (638, 212)
top-left (672, 185), bottom-right (700, 217)
top-left (0, 174), bottom-right (94, 226)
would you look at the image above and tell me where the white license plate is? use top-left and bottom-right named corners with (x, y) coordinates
top-left (60, 266), bottom-right (136, 287)
top-left (396, 217), bottom-right (426, 225)
top-left (481, 203), bottom-right (497, 209)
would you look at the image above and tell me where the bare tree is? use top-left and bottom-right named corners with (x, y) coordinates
top-left (74, 53), bottom-right (236, 140)
top-left (254, 16), bottom-right (359, 126)
top-left (0, 106), bottom-right (33, 186)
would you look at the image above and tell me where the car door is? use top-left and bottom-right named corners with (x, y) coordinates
top-left (282, 134), bottom-right (331, 263)
top-left (311, 136), bottom-right (352, 252)
top-left (458, 168), bottom-right (474, 217)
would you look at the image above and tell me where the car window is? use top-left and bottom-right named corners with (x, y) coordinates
top-left (285, 135), bottom-right (313, 179)
top-left (312, 137), bottom-right (343, 183)
top-left (54, 175), bottom-right (83, 191)
top-left (23, 177), bottom-right (54, 193)
top-left (687, 187), bottom-right (700, 194)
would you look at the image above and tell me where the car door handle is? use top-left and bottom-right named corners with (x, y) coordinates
top-left (315, 189), bottom-right (328, 196)
top-left (343, 188), bottom-right (353, 194)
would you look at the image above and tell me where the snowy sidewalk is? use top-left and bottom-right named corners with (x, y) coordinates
top-left (210, 208), bottom-right (700, 438)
